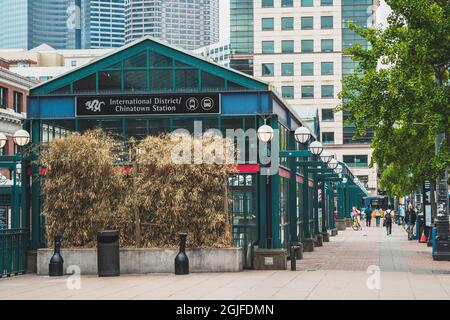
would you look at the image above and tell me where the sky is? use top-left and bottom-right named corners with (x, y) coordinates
top-left (219, 0), bottom-right (392, 41)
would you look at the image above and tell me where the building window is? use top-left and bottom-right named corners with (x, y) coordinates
top-left (321, 39), bottom-right (334, 52)
top-left (301, 0), bottom-right (313, 6)
top-left (281, 17), bottom-right (294, 30)
top-left (282, 86), bottom-right (294, 99)
top-left (321, 0), bottom-right (333, 5)
top-left (262, 41), bottom-right (275, 54)
top-left (13, 91), bottom-right (23, 113)
top-left (301, 85), bottom-right (314, 99)
top-left (301, 17), bottom-right (313, 30)
top-left (262, 63), bottom-right (275, 76)
top-left (321, 85), bottom-right (334, 98)
top-left (0, 87), bottom-right (7, 108)
top-left (281, 63), bottom-right (294, 76)
top-left (357, 175), bottom-right (369, 188)
top-left (262, 18), bottom-right (274, 31)
top-left (301, 40), bottom-right (314, 53)
top-left (262, 0), bottom-right (274, 7)
top-left (321, 62), bottom-right (334, 75)
top-left (301, 62), bottom-right (314, 76)
top-left (281, 0), bottom-right (293, 7)
top-left (322, 132), bottom-right (334, 144)
top-left (71, 60), bottom-right (77, 67)
top-left (321, 108), bottom-right (334, 121)
top-left (281, 40), bottom-right (295, 53)
top-left (321, 16), bottom-right (334, 29)
top-left (343, 155), bottom-right (368, 167)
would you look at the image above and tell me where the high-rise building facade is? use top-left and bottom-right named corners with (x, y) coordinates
top-left (82, 0), bottom-right (125, 48)
top-left (124, 0), bottom-right (219, 50)
top-left (193, 40), bottom-right (231, 67)
top-left (0, 0), bottom-right (125, 50)
top-left (230, 0), bottom-right (379, 193)
top-left (0, 0), bottom-right (80, 50)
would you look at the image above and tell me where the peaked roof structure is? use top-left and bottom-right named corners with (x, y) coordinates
top-left (30, 36), bottom-right (269, 96)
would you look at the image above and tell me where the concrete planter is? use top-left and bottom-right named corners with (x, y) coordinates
top-left (37, 247), bottom-right (243, 275)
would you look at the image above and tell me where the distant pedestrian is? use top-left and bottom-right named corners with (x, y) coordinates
top-left (405, 204), bottom-right (417, 240)
top-left (385, 205), bottom-right (393, 235)
top-left (375, 206), bottom-right (381, 227)
top-left (364, 204), bottom-right (372, 227)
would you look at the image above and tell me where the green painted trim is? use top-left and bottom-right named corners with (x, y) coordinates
top-left (280, 150), bottom-right (311, 158)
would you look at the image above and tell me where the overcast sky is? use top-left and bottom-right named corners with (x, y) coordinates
top-left (219, 0), bottom-right (392, 41)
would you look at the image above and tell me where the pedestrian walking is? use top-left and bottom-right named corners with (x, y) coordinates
top-left (385, 205), bottom-right (393, 235)
top-left (405, 204), bottom-right (417, 240)
top-left (364, 204), bottom-right (372, 227)
top-left (375, 206), bottom-right (381, 227)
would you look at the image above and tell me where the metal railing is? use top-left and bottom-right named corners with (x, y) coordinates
top-left (0, 229), bottom-right (28, 277)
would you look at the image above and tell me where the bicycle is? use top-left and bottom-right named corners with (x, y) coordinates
top-left (352, 216), bottom-right (363, 231)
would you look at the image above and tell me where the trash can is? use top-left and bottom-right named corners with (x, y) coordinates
top-left (97, 230), bottom-right (120, 277)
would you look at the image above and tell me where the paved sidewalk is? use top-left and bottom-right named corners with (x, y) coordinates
top-left (1, 224), bottom-right (450, 300)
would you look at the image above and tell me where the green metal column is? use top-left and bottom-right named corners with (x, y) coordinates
top-left (258, 174), bottom-right (267, 249)
top-left (337, 183), bottom-right (345, 220)
top-left (270, 120), bottom-right (280, 249)
top-left (31, 120), bottom-right (42, 250)
top-left (329, 184), bottom-right (335, 229)
top-left (302, 165), bottom-right (311, 238)
top-left (20, 156), bottom-right (27, 229)
top-left (313, 172), bottom-right (319, 235)
top-left (288, 134), bottom-right (298, 244)
top-left (321, 181), bottom-right (327, 232)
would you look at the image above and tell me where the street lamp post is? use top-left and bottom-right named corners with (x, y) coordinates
top-left (0, 129), bottom-right (30, 231)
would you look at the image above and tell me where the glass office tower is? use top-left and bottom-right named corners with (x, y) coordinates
top-left (82, 0), bottom-right (125, 48)
top-left (124, 0), bottom-right (219, 50)
top-left (229, 0), bottom-right (254, 75)
top-left (0, 0), bottom-right (79, 50)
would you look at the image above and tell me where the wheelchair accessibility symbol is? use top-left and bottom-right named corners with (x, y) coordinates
top-left (186, 97), bottom-right (199, 111)
top-left (201, 97), bottom-right (214, 111)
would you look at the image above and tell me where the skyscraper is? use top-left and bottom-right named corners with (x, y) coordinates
top-left (0, 0), bottom-right (126, 50)
top-left (0, 0), bottom-right (80, 50)
top-left (81, 0), bottom-right (125, 48)
top-left (230, 0), bottom-right (380, 194)
top-left (124, 0), bottom-right (219, 50)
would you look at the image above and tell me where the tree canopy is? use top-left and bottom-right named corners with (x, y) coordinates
top-left (338, 0), bottom-right (450, 197)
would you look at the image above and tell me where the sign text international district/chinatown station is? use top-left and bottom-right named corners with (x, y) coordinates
top-left (76, 93), bottom-right (221, 117)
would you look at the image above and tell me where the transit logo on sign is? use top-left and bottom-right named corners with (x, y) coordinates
top-left (186, 97), bottom-right (199, 111)
top-left (85, 99), bottom-right (105, 113)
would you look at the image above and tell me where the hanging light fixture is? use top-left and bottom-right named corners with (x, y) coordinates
top-left (294, 126), bottom-right (311, 144)
top-left (328, 158), bottom-right (338, 170)
top-left (257, 118), bottom-right (274, 143)
top-left (308, 141), bottom-right (323, 156)
top-left (342, 177), bottom-right (347, 184)
top-left (320, 151), bottom-right (332, 163)
top-left (13, 129), bottom-right (30, 147)
top-left (335, 164), bottom-right (343, 174)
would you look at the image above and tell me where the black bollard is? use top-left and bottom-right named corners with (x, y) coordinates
top-left (175, 233), bottom-right (189, 275)
top-left (49, 235), bottom-right (64, 276)
top-left (290, 245), bottom-right (296, 271)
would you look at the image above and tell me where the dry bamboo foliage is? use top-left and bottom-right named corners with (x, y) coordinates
top-left (40, 129), bottom-right (235, 248)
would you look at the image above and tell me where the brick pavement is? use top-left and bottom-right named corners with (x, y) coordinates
top-left (1, 224), bottom-right (450, 299)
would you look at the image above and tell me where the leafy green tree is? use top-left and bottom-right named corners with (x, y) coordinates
top-left (338, 0), bottom-right (450, 198)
